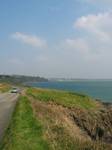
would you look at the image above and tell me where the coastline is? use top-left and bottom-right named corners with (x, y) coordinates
top-left (26, 81), bottom-right (112, 103)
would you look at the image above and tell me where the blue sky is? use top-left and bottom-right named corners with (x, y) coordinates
top-left (0, 0), bottom-right (112, 78)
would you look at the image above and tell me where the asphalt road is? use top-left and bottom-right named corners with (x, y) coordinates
top-left (0, 92), bottom-right (19, 141)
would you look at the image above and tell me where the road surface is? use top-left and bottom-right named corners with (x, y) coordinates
top-left (0, 92), bottom-right (19, 141)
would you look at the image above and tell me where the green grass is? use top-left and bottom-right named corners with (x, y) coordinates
top-left (0, 96), bottom-right (49, 150)
top-left (27, 88), bottom-right (100, 110)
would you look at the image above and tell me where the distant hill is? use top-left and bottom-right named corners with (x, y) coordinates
top-left (0, 75), bottom-right (48, 84)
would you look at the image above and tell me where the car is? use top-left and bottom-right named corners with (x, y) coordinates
top-left (11, 88), bottom-right (18, 93)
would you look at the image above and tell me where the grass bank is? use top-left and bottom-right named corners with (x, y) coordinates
top-left (0, 96), bottom-right (49, 150)
top-left (27, 88), bottom-right (101, 110)
top-left (0, 83), bottom-right (11, 93)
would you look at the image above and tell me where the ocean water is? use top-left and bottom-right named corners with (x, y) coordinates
top-left (28, 81), bottom-right (112, 103)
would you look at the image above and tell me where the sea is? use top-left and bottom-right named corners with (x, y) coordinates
top-left (27, 80), bottom-right (112, 103)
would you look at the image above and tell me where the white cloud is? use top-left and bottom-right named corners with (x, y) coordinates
top-left (7, 11), bottom-right (112, 78)
top-left (74, 11), bottom-right (112, 42)
top-left (12, 32), bottom-right (47, 48)
top-left (63, 11), bottom-right (112, 63)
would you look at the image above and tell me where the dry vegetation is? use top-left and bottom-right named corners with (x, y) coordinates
top-left (0, 83), bottom-right (11, 93)
top-left (27, 88), bottom-right (112, 150)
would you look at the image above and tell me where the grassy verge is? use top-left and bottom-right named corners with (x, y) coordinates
top-left (0, 83), bottom-right (11, 93)
top-left (27, 88), bottom-right (101, 110)
top-left (0, 96), bottom-right (49, 150)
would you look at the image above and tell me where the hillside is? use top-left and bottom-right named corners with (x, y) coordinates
top-left (0, 88), bottom-right (112, 150)
top-left (0, 75), bottom-right (48, 84)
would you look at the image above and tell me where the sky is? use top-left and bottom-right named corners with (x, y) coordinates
top-left (0, 0), bottom-right (112, 78)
